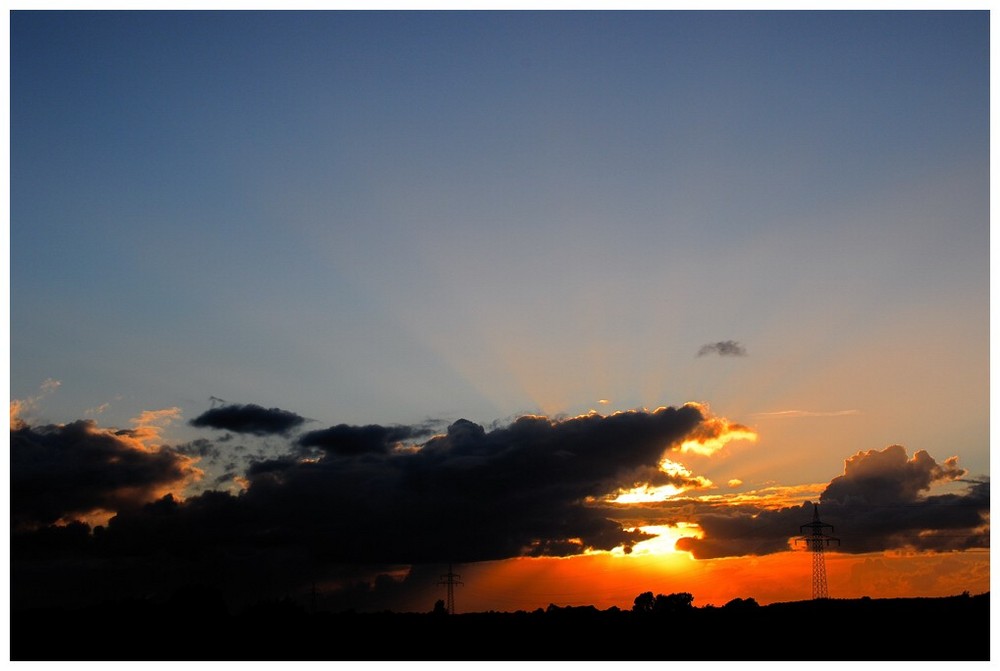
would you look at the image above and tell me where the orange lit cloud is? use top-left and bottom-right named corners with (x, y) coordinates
top-left (127, 406), bottom-right (183, 448)
top-left (689, 482), bottom-right (825, 510)
top-left (678, 409), bottom-right (758, 456)
top-left (609, 458), bottom-right (712, 503)
top-left (620, 523), bottom-right (705, 555)
top-left (10, 378), bottom-right (62, 428)
top-left (11, 416), bottom-right (201, 529)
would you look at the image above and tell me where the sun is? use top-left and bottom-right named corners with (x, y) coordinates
top-left (608, 523), bottom-right (705, 556)
top-left (608, 458), bottom-right (711, 503)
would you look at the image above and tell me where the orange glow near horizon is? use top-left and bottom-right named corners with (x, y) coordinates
top-left (440, 548), bottom-right (990, 614)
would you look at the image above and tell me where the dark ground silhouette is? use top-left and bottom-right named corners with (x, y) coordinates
top-left (12, 591), bottom-right (989, 660)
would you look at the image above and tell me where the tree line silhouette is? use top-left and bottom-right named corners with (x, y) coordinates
top-left (12, 587), bottom-right (988, 661)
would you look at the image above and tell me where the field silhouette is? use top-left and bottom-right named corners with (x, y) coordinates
top-left (13, 590), bottom-right (989, 661)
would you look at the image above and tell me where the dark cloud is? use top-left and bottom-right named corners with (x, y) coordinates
top-left (175, 438), bottom-right (221, 461)
top-left (11, 405), bottom-right (706, 608)
top-left (12, 406), bottom-right (988, 613)
top-left (189, 403), bottom-right (306, 436)
top-left (676, 445), bottom-right (987, 558)
top-left (11, 420), bottom-right (199, 529)
top-left (216, 405), bottom-right (703, 564)
top-left (298, 423), bottom-right (433, 455)
top-left (822, 444), bottom-right (966, 505)
top-left (696, 341), bottom-right (747, 357)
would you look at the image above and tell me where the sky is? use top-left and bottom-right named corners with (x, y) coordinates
top-left (8, 10), bottom-right (990, 615)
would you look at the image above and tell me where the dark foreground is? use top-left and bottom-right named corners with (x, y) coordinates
top-left (13, 592), bottom-right (989, 661)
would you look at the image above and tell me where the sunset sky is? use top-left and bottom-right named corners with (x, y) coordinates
top-left (9, 10), bottom-right (989, 614)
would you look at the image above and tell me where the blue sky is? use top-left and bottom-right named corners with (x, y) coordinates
top-left (11, 10), bottom-right (989, 492)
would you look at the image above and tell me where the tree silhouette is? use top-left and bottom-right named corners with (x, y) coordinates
top-left (633, 591), bottom-right (694, 616)
top-left (632, 591), bottom-right (655, 613)
top-left (653, 592), bottom-right (694, 615)
top-left (723, 597), bottom-right (760, 611)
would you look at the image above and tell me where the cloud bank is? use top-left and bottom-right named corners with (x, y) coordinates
top-left (10, 400), bottom-right (987, 610)
top-left (112, 404), bottom-right (708, 565)
top-left (12, 403), bottom-right (717, 607)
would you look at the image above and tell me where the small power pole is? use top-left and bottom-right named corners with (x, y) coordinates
top-left (796, 502), bottom-right (840, 599)
top-left (438, 564), bottom-right (463, 614)
top-left (310, 582), bottom-right (319, 613)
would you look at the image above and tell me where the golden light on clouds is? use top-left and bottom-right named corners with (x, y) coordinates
top-left (679, 416), bottom-right (758, 456)
top-left (691, 483), bottom-right (825, 510)
top-left (610, 484), bottom-right (687, 504)
top-left (128, 407), bottom-right (183, 449)
top-left (46, 417), bottom-right (204, 527)
top-left (609, 458), bottom-right (712, 503)
top-left (10, 378), bottom-right (62, 428)
top-left (9, 399), bottom-right (26, 428)
top-left (615, 523), bottom-right (705, 556)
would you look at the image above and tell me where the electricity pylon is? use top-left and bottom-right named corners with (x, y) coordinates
top-left (795, 502), bottom-right (840, 599)
top-left (438, 564), bottom-right (463, 614)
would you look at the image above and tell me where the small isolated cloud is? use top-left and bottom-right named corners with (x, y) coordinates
top-left (697, 341), bottom-right (747, 358)
top-left (40, 378), bottom-right (62, 393)
top-left (189, 403), bottom-right (306, 436)
top-left (727, 479), bottom-right (743, 488)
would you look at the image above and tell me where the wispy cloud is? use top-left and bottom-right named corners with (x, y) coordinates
top-left (84, 402), bottom-right (112, 417)
top-left (752, 409), bottom-right (860, 418)
top-left (10, 378), bottom-right (62, 428)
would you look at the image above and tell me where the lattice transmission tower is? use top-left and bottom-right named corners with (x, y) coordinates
top-left (438, 564), bottom-right (463, 614)
top-left (795, 502), bottom-right (840, 599)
